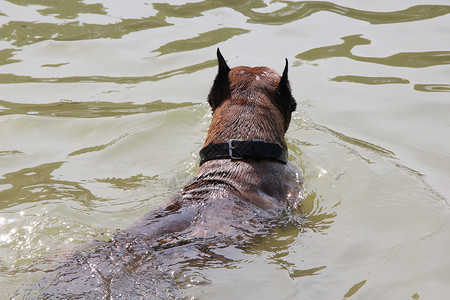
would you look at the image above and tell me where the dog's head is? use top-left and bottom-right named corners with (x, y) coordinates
top-left (205, 49), bottom-right (297, 148)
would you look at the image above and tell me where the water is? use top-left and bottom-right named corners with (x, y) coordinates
top-left (1, 0), bottom-right (449, 299)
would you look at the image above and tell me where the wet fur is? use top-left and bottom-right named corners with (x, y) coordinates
top-left (17, 49), bottom-right (303, 299)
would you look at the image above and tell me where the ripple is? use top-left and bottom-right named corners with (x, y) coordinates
top-left (40, 62), bottom-right (70, 68)
top-left (0, 59), bottom-right (217, 84)
top-left (0, 17), bottom-right (171, 47)
top-left (331, 75), bottom-right (410, 85)
top-left (247, 3), bottom-right (450, 25)
top-left (0, 100), bottom-right (195, 118)
top-left (0, 49), bottom-right (21, 66)
top-left (414, 84), bottom-right (450, 92)
top-left (0, 150), bottom-right (26, 157)
top-left (34, 0), bottom-right (106, 20)
top-left (0, 162), bottom-right (97, 208)
top-left (68, 132), bottom-right (134, 157)
top-left (153, 28), bottom-right (250, 56)
top-left (153, 2), bottom-right (450, 26)
top-left (296, 34), bottom-right (450, 68)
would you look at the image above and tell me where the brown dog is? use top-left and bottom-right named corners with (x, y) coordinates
top-left (18, 49), bottom-right (303, 299)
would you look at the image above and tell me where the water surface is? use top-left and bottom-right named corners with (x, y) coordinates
top-left (1, 0), bottom-right (449, 299)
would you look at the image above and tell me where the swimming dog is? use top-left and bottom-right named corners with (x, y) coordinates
top-left (18, 49), bottom-right (303, 299)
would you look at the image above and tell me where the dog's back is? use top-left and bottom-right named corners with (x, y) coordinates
top-left (16, 50), bottom-right (303, 299)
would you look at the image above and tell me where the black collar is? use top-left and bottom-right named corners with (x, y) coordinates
top-left (199, 139), bottom-right (288, 166)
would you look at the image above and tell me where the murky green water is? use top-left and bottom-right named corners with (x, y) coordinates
top-left (1, 0), bottom-right (449, 299)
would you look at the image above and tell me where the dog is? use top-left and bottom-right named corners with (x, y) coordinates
top-left (17, 49), bottom-right (303, 299)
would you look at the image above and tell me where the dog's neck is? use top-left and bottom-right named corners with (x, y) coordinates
top-left (203, 97), bottom-right (287, 149)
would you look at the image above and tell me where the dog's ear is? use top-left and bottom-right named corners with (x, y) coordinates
top-left (207, 48), bottom-right (231, 110)
top-left (277, 59), bottom-right (297, 114)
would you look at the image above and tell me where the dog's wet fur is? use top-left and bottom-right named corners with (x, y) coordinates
top-left (17, 49), bottom-right (303, 299)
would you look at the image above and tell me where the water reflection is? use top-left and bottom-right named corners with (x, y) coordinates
top-left (0, 18), bottom-right (170, 47)
top-left (96, 174), bottom-right (158, 191)
top-left (0, 59), bottom-right (216, 84)
top-left (7, 0), bottom-right (106, 19)
top-left (0, 49), bottom-right (20, 66)
top-left (296, 34), bottom-right (450, 68)
top-left (0, 162), bottom-right (97, 209)
top-left (247, 3), bottom-right (450, 25)
top-left (0, 100), bottom-right (195, 118)
top-left (331, 75), bottom-right (410, 85)
top-left (2, 1), bottom-right (448, 49)
top-left (41, 62), bottom-right (70, 68)
top-left (289, 265), bottom-right (327, 279)
top-left (68, 131), bottom-right (135, 157)
top-left (243, 212), bottom-right (328, 281)
top-left (153, 0), bottom-right (267, 20)
top-left (301, 192), bottom-right (336, 233)
top-left (152, 1), bottom-right (450, 26)
top-left (153, 28), bottom-right (250, 56)
top-left (320, 125), bottom-right (396, 158)
top-left (343, 280), bottom-right (367, 299)
top-left (414, 84), bottom-right (450, 92)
